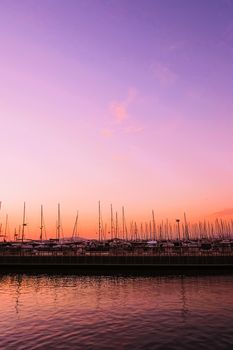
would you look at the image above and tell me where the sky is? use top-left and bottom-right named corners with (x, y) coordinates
top-left (0, 0), bottom-right (233, 239)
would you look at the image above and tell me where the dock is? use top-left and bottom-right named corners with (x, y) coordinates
top-left (0, 254), bottom-right (233, 273)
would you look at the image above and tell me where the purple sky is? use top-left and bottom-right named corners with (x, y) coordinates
top-left (0, 0), bottom-right (233, 237)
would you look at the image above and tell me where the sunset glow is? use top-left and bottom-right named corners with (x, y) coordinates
top-left (1, 0), bottom-right (233, 238)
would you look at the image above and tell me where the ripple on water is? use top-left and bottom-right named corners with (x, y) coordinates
top-left (0, 274), bottom-right (233, 349)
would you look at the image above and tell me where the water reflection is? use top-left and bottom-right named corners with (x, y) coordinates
top-left (15, 274), bottom-right (22, 315)
top-left (180, 276), bottom-right (189, 320)
top-left (0, 273), bottom-right (232, 349)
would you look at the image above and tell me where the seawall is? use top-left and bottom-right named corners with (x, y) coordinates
top-left (0, 255), bottom-right (233, 273)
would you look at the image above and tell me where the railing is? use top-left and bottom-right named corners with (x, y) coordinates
top-left (0, 248), bottom-right (233, 257)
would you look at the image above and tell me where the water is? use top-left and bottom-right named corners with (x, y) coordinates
top-left (0, 273), bottom-right (233, 349)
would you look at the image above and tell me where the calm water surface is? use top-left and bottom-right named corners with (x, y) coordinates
top-left (0, 273), bottom-right (233, 349)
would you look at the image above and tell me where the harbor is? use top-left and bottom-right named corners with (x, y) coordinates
top-left (0, 202), bottom-right (233, 271)
top-left (0, 237), bottom-right (233, 272)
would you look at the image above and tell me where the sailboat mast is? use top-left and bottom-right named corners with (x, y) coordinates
top-left (22, 202), bottom-right (26, 243)
top-left (115, 212), bottom-right (118, 239)
top-left (98, 201), bottom-right (101, 242)
top-left (184, 212), bottom-right (189, 240)
top-left (110, 204), bottom-right (114, 240)
top-left (4, 214), bottom-right (8, 240)
top-left (72, 210), bottom-right (79, 240)
top-left (57, 203), bottom-right (61, 241)
top-left (40, 205), bottom-right (43, 241)
top-left (152, 210), bottom-right (156, 240)
top-left (14, 228), bottom-right (17, 241)
top-left (0, 202), bottom-right (2, 239)
top-left (122, 206), bottom-right (125, 240)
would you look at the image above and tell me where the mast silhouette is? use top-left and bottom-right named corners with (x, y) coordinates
top-left (4, 214), bottom-right (8, 240)
top-left (184, 212), bottom-right (189, 240)
top-left (72, 210), bottom-right (79, 240)
top-left (0, 202), bottom-right (2, 240)
top-left (40, 205), bottom-right (44, 241)
top-left (152, 210), bottom-right (156, 240)
top-left (122, 206), bottom-right (125, 240)
top-left (57, 203), bottom-right (61, 241)
top-left (176, 219), bottom-right (181, 242)
top-left (98, 201), bottom-right (101, 242)
top-left (115, 212), bottom-right (118, 239)
top-left (110, 204), bottom-right (114, 240)
top-left (21, 202), bottom-right (27, 243)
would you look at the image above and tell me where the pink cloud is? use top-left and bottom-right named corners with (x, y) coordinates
top-left (109, 87), bottom-right (139, 123)
top-left (110, 102), bottom-right (128, 122)
top-left (105, 88), bottom-right (144, 137)
top-left (151, 62), bottom-right (177, 87)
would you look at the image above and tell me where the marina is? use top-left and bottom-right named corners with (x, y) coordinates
top-left (1, 202), bottom-right (233, 271)
top-left (0, 238), bottom-right (233, 272)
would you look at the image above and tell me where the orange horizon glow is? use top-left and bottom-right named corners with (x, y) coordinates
top-left (0, 201), bottom-right (233, 240)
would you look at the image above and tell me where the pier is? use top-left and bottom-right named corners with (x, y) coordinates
top-left (0, 252), bottom-right (233, 272)
top-left (0, 235), bottom-right (233, 273)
